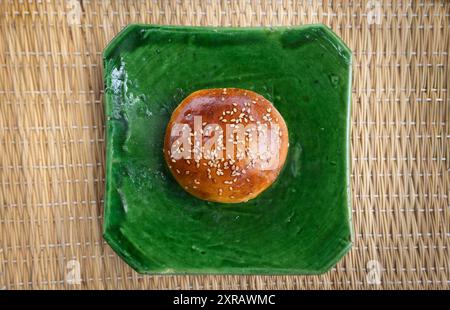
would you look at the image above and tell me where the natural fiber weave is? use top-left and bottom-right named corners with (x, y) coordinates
top-left (0, 0), bottom-right (448, 290)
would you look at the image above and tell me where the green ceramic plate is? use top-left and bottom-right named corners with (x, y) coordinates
top-left (103, 24), bottom-right (352, 274)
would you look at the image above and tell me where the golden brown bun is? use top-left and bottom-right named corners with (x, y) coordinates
top-left (164, 88), bottom-right (289, 203)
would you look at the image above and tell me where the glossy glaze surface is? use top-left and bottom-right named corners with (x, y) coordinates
top-left (103, 24), bottom-right (352, 274)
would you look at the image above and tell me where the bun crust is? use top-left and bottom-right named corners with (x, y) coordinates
top-left (164, 88), bottom-right (289, 203)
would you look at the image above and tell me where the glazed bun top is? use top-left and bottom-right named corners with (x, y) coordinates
top-left (163, 88), bottom-right (289, 203)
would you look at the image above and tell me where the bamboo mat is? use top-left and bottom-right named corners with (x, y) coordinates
top-left (0, 0), bottom-right (449, 290)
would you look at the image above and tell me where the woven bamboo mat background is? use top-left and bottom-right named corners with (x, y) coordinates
top-left (0, 0), bottom-right (449, 290)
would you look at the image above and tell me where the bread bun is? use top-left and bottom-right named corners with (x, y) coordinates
top-left (164, 88), bottom-right (289, 203)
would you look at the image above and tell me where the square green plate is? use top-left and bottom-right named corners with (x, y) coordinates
top-left (103, 24), bottom-right (352, 274)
